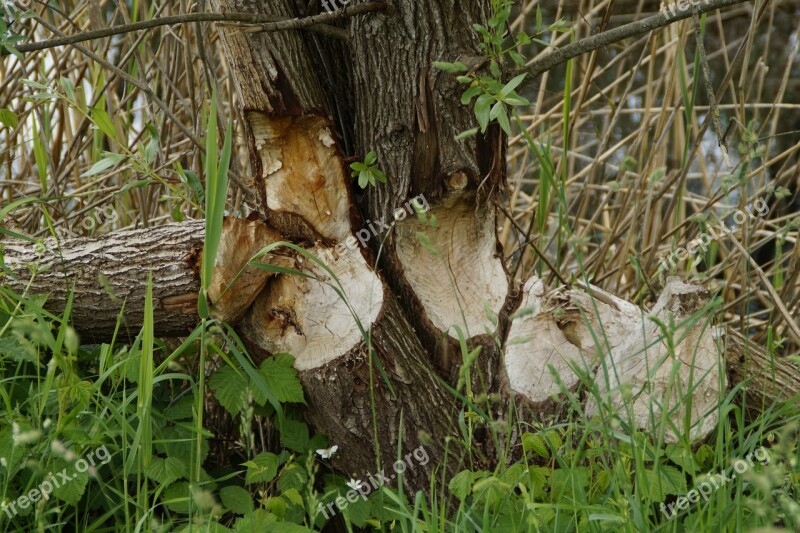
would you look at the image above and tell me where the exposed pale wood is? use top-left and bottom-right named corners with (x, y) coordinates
top-left (248, 112), bottom-right (352, 243)
top-left (394, 196), bottom-right (507, 340)
top-left (240, 246), bottom-right (459, 490)
top-left (503, 276), bottom-right (641, 417)
top-left (392, 195), bottom-right (509, 382)
top-left (585, 278), bottom-right (724, 443)
top-left (208, 217), bottom-right (286, 323)
top-left (346, 1), bottom-right (511, 408)
top-left (212, 0), bottom-right (467, 491)
top-left (212, 0), bottom-right (353, 244)
top-left (241, 244), bottom-right (384, 371)
top-left (0, 218), bottom-right (289, 339)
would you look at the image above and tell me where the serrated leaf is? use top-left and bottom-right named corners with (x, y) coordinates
top-left (146, 456), bottom-right (186, 486)
top-left (278, 464), bottom-right (308, 493)
top-left (233, 509), bottom-right (276, 531)
top-left (210, 366), bottom-right (248, 415)
top-left (666, 443), bottom-right (700, 474)
top-left (0, 336), bottom-right (35, 363)
top-left (643, 465), bottom-right (687, 500)
top-left (694, 444), bottom-right (715, 469)
top-left (51, 463), bottom-right (90, 505)
top-left (244, 452), bottom-right (279, 484)
top-left (448, 470), bottom-right (474, 500)
top-left (220, 485), bottom-right (254, 515)
top-left (528, 466), bottom-right (549, 491)
top-left (258, 354), bottom-right (304, 404)
top-left (522, 433), bottom-right (549, 458)
top-left (279, 419), bottom-right (309, 452)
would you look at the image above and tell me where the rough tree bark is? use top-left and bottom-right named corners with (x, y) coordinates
top-left (2, 0), bottom-right (796, 496)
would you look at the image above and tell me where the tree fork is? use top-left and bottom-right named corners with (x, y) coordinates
top-left (212, 0), bottom-right (469, 491)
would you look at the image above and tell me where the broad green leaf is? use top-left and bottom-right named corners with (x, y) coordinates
top-left (508, 50), bottom-right (526, 66)
top-left (279, 419), bottom-right (309, 452)
top-left (522, 433), bottom-right (548, 458)
top-left (209, 365), bottom-right (248, 415)
top-left (448, 470), bottom-right (475, 500)
top-left (0, 108), bottom-right (18, 128)
top-left (220, 485), bottom-right (254, 515)
top-left (501, 73), bottom-right (527, 97)
top-left (278, 464), bottom-right (308, 493)
top-left (244, 452), bottom-right (279, 484)
top-left (233, 510), bottom-right (276, 531)
top-left (461, 85), bottom-right (481, 105)
top-left (51, 461), bottom-right (90, 505)
top-left (496, 105), bottom-right (511, 135)
top-left (162, 481), bottom-right (191, 514)
top-left (643, 465), bottom-right (687, 500)
top-left (146, 456), bottom-right (186, 486)
top-left (258, 354), bottom-right (305, 404)
top-left (474, 94), bottom-right (493, 132)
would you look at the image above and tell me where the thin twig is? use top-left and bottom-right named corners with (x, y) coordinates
top-left (519, 0), bottom-right (752, 82)
top-left (692, 8), bottom-right (732, 168)
top-left (7, 2), bottom-right (387, 55)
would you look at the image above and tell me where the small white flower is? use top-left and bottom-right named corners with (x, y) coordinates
top-left (315, 445), bottom-right (338, 459)
top-left (50, 440), bottom-right (76, 460)
top-left (43, 418), bottom-right (51, 430)
top-left (0, 457), bottom-right (7, 467)
top-left (12, 424), bottom-right (41, 446)
top-left (346, 478), bottom-right (363, 491)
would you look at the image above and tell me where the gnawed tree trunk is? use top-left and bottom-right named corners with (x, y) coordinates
top-left (209, 0), bottom-right (466, 487)
top-left (503, 276), bottom-right (642, 420)
top-left (3, 0), bottom-right (798, 497)
top-left (584, 278), bottom-right (724, 443)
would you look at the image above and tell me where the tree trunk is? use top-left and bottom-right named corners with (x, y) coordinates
top-left (2, 0), bottom-right (796, 498)
top-left (0, 218), bottom-right (281, 340)
top-left (1, 221), bottom-right (205, 340)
